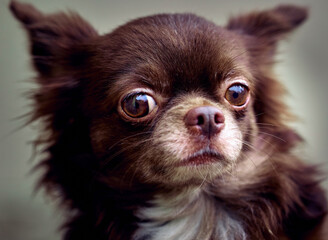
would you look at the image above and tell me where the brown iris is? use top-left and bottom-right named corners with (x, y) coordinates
top-left (225, 84), bottom-right (249, 106)
top-left (122, 93), bottom-right (157, 118)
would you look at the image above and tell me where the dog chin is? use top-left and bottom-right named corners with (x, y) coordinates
top-left (139, 147), bottom-right (237, 186)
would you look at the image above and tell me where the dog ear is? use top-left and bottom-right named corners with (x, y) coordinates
top-left (10, 1), bottom-right (99, 135)
top-left (227, 6), bottom-right (308, 131)
top-left (226, 5), bottom-right (308, 44)
top-left (10, 0), bottom-right (98, 76)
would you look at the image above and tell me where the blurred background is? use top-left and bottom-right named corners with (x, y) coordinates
top-left (1, 0), bottom-right (327, 239)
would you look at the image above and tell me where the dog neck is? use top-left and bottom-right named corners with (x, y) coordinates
top-left (133, 187), bottom-right (247, 240)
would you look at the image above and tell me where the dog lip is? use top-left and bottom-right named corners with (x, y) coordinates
top-left (177, 148), bottom-right (224, 167)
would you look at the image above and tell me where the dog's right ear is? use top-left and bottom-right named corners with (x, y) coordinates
top-left (226, 5), bottom-right (308, 44)
top-left (10, 0), bottom-right (98, 76)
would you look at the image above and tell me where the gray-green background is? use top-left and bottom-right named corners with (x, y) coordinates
top-left (1, 0), bottom-right (327, 239)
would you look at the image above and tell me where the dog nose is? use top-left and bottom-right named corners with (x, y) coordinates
top-left (184, 106), bottom-right (225, 138)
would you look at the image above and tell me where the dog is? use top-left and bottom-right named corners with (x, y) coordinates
top-left (10, 1), bottom-right (328, 239)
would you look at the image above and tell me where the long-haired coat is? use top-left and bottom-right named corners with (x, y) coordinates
top-left (10, 1), bottom-right (327, 239)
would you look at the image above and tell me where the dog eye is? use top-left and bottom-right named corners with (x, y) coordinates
top-left (122, 93), bottom-right (157, 118)
top-left (225, 84), bottom-right (249, 106)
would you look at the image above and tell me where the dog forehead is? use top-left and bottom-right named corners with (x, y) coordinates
top-left (97, 13), bottom-right (248, 96)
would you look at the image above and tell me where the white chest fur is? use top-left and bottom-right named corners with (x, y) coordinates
top-left (133, 189), bottom-right (246, 240)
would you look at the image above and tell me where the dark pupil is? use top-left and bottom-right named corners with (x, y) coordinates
top-left (232, 92), bottom-right (239, 99)
top-left (124, 94), bottom-right (149, 117)
top-left (230, 85), bottom-right (244, 97)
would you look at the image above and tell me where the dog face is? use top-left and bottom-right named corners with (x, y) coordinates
top-left (87, 16), bottom-right (256, 186)
top-left (10, 3), bottom-right (307, 188)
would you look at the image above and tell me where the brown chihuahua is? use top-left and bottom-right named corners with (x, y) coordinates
top-left (10, 1), bottom-right (327, 239)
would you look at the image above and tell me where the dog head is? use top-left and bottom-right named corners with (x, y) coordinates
top-left (11, 2), bottom-right (307, 188)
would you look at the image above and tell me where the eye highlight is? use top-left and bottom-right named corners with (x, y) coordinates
top-left (225, 84), bottom-right (249, 107)
top-left (121, 92), bottom-right (157, 119)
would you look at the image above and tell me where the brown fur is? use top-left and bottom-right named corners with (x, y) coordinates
top-left (10, 1), bottom-right (327, 239)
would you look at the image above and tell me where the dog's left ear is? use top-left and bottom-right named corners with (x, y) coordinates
top-left (10, 1), bottom-right (99, 134)
top-left (227, 5), bottom-right (308, 44)
top-left (10, 0), bottom-right (98, 76)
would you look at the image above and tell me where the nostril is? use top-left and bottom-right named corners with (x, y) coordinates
top-left (214, 112), bottom-right (225, 124)
top-left (197, 115), bottom-right (205, 125)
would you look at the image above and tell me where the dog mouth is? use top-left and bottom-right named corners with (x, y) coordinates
top-left (177, 148), bottom-right (224, 167)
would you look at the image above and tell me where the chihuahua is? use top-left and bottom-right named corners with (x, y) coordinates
top-left (10, 1), bottom-right (327, 239)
